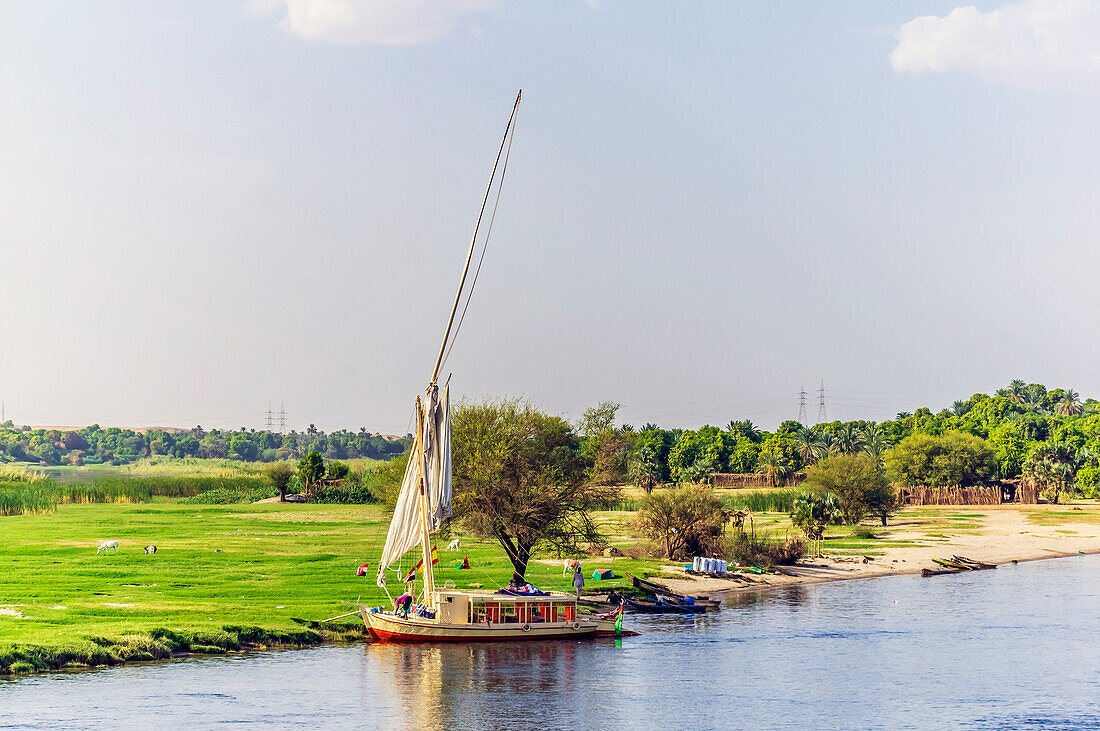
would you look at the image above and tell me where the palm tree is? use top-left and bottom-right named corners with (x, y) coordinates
top-left (1023, 392), bottom-right (1049, 414)
top-left (793, 426), bottom-right (827, 466)
top-left (895, 412), bottom-right (912, 421)
top-left (951, 400), bottom-right (970, 417)
top-left (755, 451), bottom-right (791, 487)
top-left (1055, 389), bottom-right (1083, 416)
top-left (829, 423), bottom-right (864, 456)
top-left (727, 419), bottom-right (761, 442)
top-left (860, 423), bottom-right (890, 464)
top-left (1005, 379), bottom-right (1027, 405)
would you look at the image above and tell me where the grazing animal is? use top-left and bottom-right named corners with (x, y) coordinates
top-left (97, 540), bottom-right (119, 555)
top-left (144, 545), bottom-right (157, 554)
top-left (563, 558), bottom-right (580, 577)
top-left (445, 539), bottom-right (461, 551)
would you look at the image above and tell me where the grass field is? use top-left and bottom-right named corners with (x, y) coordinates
top-left (0, 501), bottom-right (667, 673)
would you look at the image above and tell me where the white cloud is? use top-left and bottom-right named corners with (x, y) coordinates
top-left (890, 0), bottom-right (1100, 90)
top-left (255, 0), bottom-right (497, 46)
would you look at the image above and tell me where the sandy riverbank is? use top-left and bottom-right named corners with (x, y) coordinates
top-left (655, 505), bottom-right (1100, 597)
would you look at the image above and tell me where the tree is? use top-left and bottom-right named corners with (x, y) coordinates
top-left (793, 426), bottom-right (826, 466)
top-left (790, 491), bottom-right (842, 550)
top-left (1055, 389), bottom-right (1083, 417)
top-left (669, 427), bottom-right (728, 484)
top-left (755, 434), bottom-right (799, 486)
top-left (727, 437), bottom-right (761, 473)
top-left (578, 401), bottom-right (621, 438)
top-left (326, 460), bottom-right (350, 480)
top-left (860, 423), bottom-right (890, 465)
top-left (803, 454), bottom-right (891, 525)
top-left (297, 450), bottom-right (325, 496)
top-left (829, 423), bottom-right (865, 456)
top-left (451, 399), bottom-right (618, 585)
top-left (1022, 442), bottom-right (1078, 504)
top-left (988, 422), bottom-right (1031, 478)
top-left (636, 485), bottom-right (727, 559)
top-left (264, 462), bottom-right (294, 502)
top-left (885, 432), bottom-right (996, 488)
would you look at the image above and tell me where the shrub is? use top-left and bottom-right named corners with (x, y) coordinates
top-left (789, 491), bottom-right (841, 541)
top-left (804, 454), bottom-right (893, 525)
top-left (851, 526), bottom-right (878, 539)
top-left (311, 482), bottom-right (376, 504)
top-left (635, 485), bottom-right (727, 559)
top-left (721, 523), bottom-right (805, 568)
top-left (180, 486), bottom-right (276, 504)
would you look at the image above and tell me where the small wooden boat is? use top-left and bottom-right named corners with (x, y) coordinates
top-left (930, 556), bottom-right (971, 570)
top-left (615, 593), bottom-right (707, 615)
top-left (951, 555), bottom-right (997, 570)
top-left (627, 574), bottom-right (721, 609)
top-left (921, 567), bottom-right (964, 577)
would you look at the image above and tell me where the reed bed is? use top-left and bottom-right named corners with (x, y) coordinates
top-left (0, 475), bottom-right (272, 515)
top-left (722, 489), bottom-right (799, 513)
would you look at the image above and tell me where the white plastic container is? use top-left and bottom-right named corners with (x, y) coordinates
top-left (718, 559), bottom-right (727, 574)
top-left (693, 556), bottom-right (703, 571)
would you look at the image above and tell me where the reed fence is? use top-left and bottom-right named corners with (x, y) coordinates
top-left (710, 473), bottom-right (807, 488)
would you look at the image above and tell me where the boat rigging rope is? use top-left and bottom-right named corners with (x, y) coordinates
top-left (439, 95), bottom-right (520, 374)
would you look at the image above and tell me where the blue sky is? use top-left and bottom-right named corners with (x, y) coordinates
top-left (1, 1), bottom-right (1098, 432)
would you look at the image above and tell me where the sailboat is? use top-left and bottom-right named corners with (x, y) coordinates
top-left (360, 91), bottom-right (626, 643)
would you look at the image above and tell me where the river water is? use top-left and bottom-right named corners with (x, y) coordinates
top-left (3, 555), bottom-right (1098, 730)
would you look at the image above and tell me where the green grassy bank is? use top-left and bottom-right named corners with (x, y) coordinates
top-left (0, 501), bottom-right (662, 674)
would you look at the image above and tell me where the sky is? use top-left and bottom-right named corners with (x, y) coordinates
top-left (1, 0), bottom-right (1098, 434)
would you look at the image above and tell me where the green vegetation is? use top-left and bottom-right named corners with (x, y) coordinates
top-left (635, 484), bottom-right (726, 559)
top-left (0, 423), bottom-right (408, 467)
top-left (803, 454), bottom-right (897, 525)
top-left (451, 399), bottom-right (619, 585)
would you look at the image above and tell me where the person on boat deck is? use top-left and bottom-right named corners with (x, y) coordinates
top-left (573, 565), bottom-right (584, 600)
top-left (395, 593), bottom-right (413, 618)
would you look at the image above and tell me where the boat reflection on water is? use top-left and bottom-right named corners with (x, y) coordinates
top-left (361, 640), bottom-right (585, 728)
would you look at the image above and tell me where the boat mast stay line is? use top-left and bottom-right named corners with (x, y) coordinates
top-left (429, 89), bottom-right (522, 388)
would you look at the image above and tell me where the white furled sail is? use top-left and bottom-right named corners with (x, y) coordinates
top-left (375, 384), bottom-right (452, 587)
top-left (423, 383), bottom-right (453, 532)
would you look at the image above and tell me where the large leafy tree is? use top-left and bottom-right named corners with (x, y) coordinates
top-left (451, 399), bottom-right (618, 585)
top-left (885, 432), bottom-right (997, 487)
top-left (1022, 442), bottom-right (1079, 504)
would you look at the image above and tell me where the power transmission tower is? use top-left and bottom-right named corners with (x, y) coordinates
top-left (817, 379), bottom-right (827, 423)
top-left (265, 402), bottom-right (274, 432)
top-left (278, 403), bottom-right (287, 434)
top-left (797, 386), bottom-right (808, 424)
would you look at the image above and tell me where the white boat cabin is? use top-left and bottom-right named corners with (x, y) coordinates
top-left (434, 591), bottom-right (579, 625)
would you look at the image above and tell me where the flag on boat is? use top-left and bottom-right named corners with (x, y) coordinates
top-left (403, 546), bottom-right (439, 582)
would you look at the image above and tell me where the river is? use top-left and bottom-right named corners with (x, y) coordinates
top-left (3, 554), bottom-right (1098, 730)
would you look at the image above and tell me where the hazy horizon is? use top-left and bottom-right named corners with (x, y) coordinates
top-left (3, 1), bottom-right (1098, 434)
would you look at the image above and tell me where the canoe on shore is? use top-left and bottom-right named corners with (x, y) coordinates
top-left (921, 567), bottom-right (965, 577)
top-left (613, 593), bottom-right (708, 615)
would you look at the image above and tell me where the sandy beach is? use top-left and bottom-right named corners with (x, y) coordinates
top-left (656, 505), bottom-right (1100, 597)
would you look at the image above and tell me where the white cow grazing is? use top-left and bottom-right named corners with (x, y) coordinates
top-left (445, 539), bottom-right (461, 551)
top-left (563, 558), bottom-right (580, 577)
top-left (97, 540), bottom-right (119, 554)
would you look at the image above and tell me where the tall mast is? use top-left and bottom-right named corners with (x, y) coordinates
top-left (429, 90), bottom-right (522, 387)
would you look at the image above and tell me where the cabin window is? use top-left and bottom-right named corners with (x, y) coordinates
top-left (484, 602), bottom-right (501, 623)
top-left (503, 604), bottom-right (517, 623)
